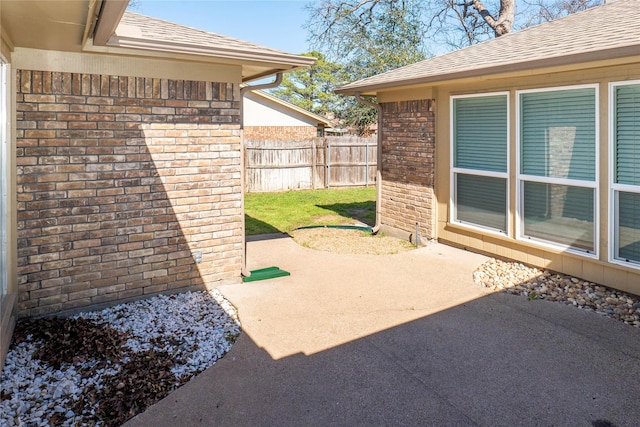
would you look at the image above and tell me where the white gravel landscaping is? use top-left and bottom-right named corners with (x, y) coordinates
top-left (0, 290), bottom-right (240, 427)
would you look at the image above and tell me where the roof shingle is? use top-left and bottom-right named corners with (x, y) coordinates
top-left (114, 12), bottom-right (296, 58)
top-left (107, 12), bottom-right (315, 74)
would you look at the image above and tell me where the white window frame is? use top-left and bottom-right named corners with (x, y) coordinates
top-left (515, 84), bottom-right (599, 258)
top-left (0, 57), bottom-right (8, 302)
top-left (450, 91), bottom-right (510, 236)
top-left (609, 80), bottom-right (640, 269)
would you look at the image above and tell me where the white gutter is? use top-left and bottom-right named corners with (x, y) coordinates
top-left (354, 92), bottom-right (382, 234)
top-left (240, 73), bottom-right (283, 129)
top-left (239, 73), bottom-right (284, 277)
top-left (105, 35), bottom-right (315, 68)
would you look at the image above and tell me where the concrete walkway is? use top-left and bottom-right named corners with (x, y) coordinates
top-left (126, 236), bottom-right (640, 426)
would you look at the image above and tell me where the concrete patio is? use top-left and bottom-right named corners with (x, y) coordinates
top-left (125, 235), bottom-right (640, 426)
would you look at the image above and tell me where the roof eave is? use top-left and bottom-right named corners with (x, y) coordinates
top-left (82, 34), bottom-right (316, 81)
top-left (1, 26), bottom-right (14, 52)
top-left (335, 44), bottom-right (640, 96)
top-left (93, 0), bottom-right (130, 46)
top-left (106, 36), bottom-right (316, 68)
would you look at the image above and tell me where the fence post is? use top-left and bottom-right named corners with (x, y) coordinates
top-left (326, 138), bottom-right (331, 189)
top-left (312, 138), bottom-right (317, 190)
top-left (365, 137), bottom-right (369, 187)
top-left (244, 141), bottom-right (249, 193)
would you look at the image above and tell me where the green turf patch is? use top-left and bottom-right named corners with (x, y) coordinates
top-left (244, 188), bottom-right (376, 236)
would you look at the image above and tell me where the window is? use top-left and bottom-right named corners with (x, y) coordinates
top-left (0, 58), bottom-right (7, 304)
top-left (451, 93), bottom-right (509, 233)
top-left (610, 81), bottom-right (640, 266)
top-left (517, 85), bottom-right (598, 254)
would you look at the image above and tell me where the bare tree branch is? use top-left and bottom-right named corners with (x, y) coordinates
top-left (471, 0), bottom-right (514, 37)
top-left (520, 0), bottom-right (604, 26)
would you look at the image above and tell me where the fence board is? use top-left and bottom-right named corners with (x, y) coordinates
top-left (246, 136), bottom-right (377, 192)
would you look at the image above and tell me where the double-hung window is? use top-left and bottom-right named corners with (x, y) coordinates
top-left (610, 81), bottom-right (640, 266)
top-left (451, 93), bottom-right (509, 233)
top-left (517, 85), bottom-right (598, 254)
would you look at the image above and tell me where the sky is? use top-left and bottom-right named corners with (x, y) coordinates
top-left (132, 0), bottom-right (312, 55)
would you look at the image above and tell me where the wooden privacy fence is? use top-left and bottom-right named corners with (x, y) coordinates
top-left (245, 136), bottom-right (377, 193)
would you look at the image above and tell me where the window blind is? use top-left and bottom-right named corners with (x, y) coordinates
top-left (454, 95), bottom-right (508, 173)
top-left (618, 191), bottom-right (640, 263)
top-left (523, 181), bottom-right (594, 251)
top-left (520, 88), bottom-right (596, 181)
top-left (614, 84), bottom-right (640, 186)
top-left (456, 174), bottom-right (507, 231)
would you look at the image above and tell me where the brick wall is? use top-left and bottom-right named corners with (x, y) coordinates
top-left (16, 70), bottom-right (243, 317)
top-left (379, 99), bottom-right (436, 241)
top-left (245, 126), bottom-right (317, 140)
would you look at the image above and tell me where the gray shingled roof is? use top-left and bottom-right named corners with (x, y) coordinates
top-left (109, 11), bottom-right (314, 67)
top-left (336, 0), bottom-right (640, 94)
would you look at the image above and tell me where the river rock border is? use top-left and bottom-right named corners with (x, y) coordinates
top-left (473, 258), bottom-right (640, 327)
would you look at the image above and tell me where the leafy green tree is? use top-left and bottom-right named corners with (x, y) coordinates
top-left (307, 0), bottom-right (428, 135)
top-left (308, 0), bottom-right (428, 66)
top-left (271, 51), bottom-right (343, 116)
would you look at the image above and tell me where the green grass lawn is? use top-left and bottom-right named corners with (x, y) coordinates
top-left (245, 187), bottom-right (376, 235)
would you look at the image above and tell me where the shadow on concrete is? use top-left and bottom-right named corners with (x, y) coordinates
top-left (126, 291), bottom-right (640, 427)
top-left (246, 232), bottom-right (290, 243)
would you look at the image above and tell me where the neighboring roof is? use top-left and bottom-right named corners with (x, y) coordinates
top-left (248, 90), bottom-right (333, 127)
top-left (336, 0), bottom-right (640, 95)
top-left (107, 12), bottom-right (315, 81)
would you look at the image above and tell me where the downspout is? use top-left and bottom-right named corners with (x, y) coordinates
top-left (239, 73), bottom-right (283, 125)
top-left (354, 92), bottom-right (382, 234)
top-left (239, 73), bottom-right (284, 277)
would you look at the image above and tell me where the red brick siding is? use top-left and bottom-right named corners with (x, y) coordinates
top-left (379, 99), bottom-right (436, 240)
top-left (16, 70), bottom-right (243, 317)
top-left (245, 126), bottom-right (317, 140)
